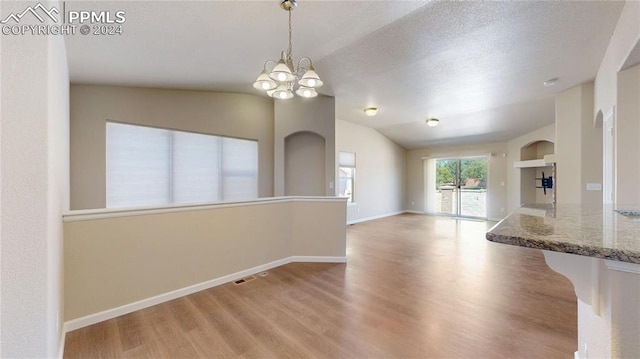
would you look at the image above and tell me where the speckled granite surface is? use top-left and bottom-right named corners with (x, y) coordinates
top-left (486, 204), bottom-right (640, 264)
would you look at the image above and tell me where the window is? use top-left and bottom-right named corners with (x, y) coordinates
top-left (338, 151), bottom-right (355, 202)
top-left (106, 122), bottom-right (258, 208)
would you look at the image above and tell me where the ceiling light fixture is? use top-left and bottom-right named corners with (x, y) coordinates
top-left (426, 118), bottom-right (439, 127)
top-left (364, 107), bottom-right (378, 117)
top-left (253, 0), bottom-right (323, 99)
top-left (543, 78), bottom-right (559, 87)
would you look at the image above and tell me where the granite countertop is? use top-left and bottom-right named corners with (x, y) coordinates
top-left (486, 204), bottom-right (640, 264)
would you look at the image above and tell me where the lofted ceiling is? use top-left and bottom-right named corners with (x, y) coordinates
top-left (65, 1), bottom-right (625, 149)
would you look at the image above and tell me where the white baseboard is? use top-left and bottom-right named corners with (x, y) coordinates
top-left (347, 211), bottom-right (405, 225)
top-left (63, 255), bottom-right (345, 332)
top-left (404, 210), bottom-right (499, 222)
top-left (57, 330), bottom-right (66, 359)
top-left (574, 350), bottom-right (580, 359)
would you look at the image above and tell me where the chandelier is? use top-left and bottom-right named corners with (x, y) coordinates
top-left (253, 0), bottom-right (323, 99)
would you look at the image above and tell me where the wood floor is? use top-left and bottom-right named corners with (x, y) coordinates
top-left (64, 214), bottom-right (577, 358)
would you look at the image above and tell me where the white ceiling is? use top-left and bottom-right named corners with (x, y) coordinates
top-left (65, 1), bottom-right (625, 149)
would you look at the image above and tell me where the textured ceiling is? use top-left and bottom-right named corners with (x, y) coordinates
top-left (65, 1), bottom-right (625, 149)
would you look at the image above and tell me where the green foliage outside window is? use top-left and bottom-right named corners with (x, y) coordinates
top-left (436, 159), bottom-right (487, 189)
top-left (461, 159), bottom-right (487, 186)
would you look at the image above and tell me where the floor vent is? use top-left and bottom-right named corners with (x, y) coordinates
top-left (234, 276), bottom-right (256, 285)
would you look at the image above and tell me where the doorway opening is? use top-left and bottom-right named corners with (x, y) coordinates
top-left (433, 157), bottom-right (487, 218)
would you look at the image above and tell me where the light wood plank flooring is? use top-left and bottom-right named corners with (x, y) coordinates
top-left (64, 214), bottom-right (577, 358)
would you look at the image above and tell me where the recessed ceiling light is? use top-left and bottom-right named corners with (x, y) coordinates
top-left (543, 78), bottom-right (559, 87)
top-left (426, 118), bottom-right (439, 127)
top-left (364, 107), bottom-right (378, 117)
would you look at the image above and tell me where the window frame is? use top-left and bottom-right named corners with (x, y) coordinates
top-left (338, 151), bottom-right (356, 203)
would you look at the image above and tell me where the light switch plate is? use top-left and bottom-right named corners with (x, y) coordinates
top-left (586, 183), bottom-right (602, 191)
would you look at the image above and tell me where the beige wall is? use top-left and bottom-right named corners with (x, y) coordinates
top-left (336, 120), bottom-right (406, 223)
top-left (594, 1), bottom-right (640, 126)
top-left (580, 82), bottom-right (603, 204)
top-left (70, 85), bottom-right (275, 210)
top-left (576, 4), bottom-right (640, 358)
top-left (64, 198), bottom-right (346, 322)
top-left (592, 0), bottom-right (639, 205)
top-left (0, 7), bottom-right (69, 357)
top-left (616, 64), bottom-right (640, 204)
top-left (555, 82), bottom-right (602, 204)
top-left (506, 124), bottom-right (556, 211)
top-left (285, 132), bottom-right (326, 196)
top-left (291, 201), bottom-right (348, 256)
top-left (556, 85), bottom-right (583, 203)
top-left (406, 142), bottom-right (507, 220)
top-left (274, 96), bottom-right (336, 196)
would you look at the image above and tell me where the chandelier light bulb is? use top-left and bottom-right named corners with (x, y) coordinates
top-left (253, 70), bottom-right (277, 91)
top-left (296, 86), bottom-right (317, 98)
top-left (277, 73), bottom-right (287, 81)
top-left (307, 79), bottom-right (316, 87)
top-left (279, 92), bottom-right (287, 99)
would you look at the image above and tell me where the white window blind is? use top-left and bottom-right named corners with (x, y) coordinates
top-left (221, 137), bottom-right (258, 201)
top-left (172, 131), bottom-right (221, 204)
top-left (106, 122), bottom-right (258, 208)
top-left (339, 151), bottom-right (356, 167)
top-left (107, 123), bottom-right (171, 208)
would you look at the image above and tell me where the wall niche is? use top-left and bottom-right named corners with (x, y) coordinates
top-left (517, 140), bottom-right (555, 205)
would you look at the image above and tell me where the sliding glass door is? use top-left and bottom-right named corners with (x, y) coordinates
top-left (435, 157), bottom-right (487, 218)
top-left (435, 159), bottom-right (458, 215)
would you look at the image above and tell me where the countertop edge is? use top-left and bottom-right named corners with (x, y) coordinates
top-left (485, 232), bottom-right (640, 264)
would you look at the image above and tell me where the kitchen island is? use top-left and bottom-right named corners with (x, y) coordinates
top-left (487, 204), bottom-right (640, 359)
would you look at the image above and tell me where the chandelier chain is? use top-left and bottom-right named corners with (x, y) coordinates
top-left (287, 9), bottom-right (292, 59)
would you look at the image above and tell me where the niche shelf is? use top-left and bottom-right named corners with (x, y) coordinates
top-left (513, 154), bottom-right (556, 168)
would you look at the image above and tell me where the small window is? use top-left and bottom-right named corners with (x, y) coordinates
top-left (338, 151), bottom-right (355, 202)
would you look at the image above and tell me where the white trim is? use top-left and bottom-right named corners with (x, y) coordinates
top-left (574, 350), bottom-right (580, 359)
top-left (347, 211), bottom-right (405, 225)
top-left (605, 260), bottom-right (640, 274)
top-left (403, 210), bottom-right (499, 220)
top-left (57, 330), bottom-right (66, 359)
top-left (63, 196), bottom-right (347, 222)
top-left (513, 159), bottom-right (548, 168)
top-left (421, 153), bottom-right (493, 161)
top-left (63, 256), bottom-right (345, 332)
